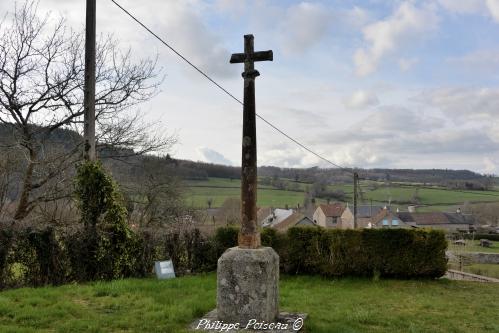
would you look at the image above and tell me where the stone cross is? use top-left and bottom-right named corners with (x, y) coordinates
top-left (213, 35), bottom-right (279, 326)
top-left (230, 34), bottom-right (273, 249)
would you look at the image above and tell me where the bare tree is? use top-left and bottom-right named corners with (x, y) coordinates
top-left (216, 198), bottom-right (241, 226)
top-left (124, 156), bottom-right (185, 227)
top-left (0, 1), bottom-right (172, 221)
top-left (0, 148), bottom-right (18, 220)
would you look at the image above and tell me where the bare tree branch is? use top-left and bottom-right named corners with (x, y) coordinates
top-left (0, 1), bottom-right (171, 221)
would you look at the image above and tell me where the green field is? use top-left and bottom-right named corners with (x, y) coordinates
top-left (185, 178), bottom-right (273, 189)
top-left (184, 185), bottom-right (313, 208)
top-left (464, 264), bottom-right (499, 279)
top-left (184, 177), bottom-right (323, 208)
top-left (448, 240), bottom-right (499, 254)
top-left (1, 274), bottom-right (498, 333)
top-left (448, 262), bottom-right (499, 279)
top-left (355, 182), bottom-right (499, 207)
top-left (183, 177), bottom-right (499, 210)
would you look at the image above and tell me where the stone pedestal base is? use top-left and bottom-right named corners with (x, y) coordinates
top-left (217, 247), bottom-right (279, 324)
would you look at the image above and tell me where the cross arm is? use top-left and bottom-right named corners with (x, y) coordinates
top-left (230, 53), bottom-right (246, 64)
top-left (252, 50), bottom-right (273, 62)
top-left (230, 50), bottom-right (273, 64)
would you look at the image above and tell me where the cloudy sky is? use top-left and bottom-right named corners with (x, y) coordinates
top-left (3, 0), bottom-right (499, 174)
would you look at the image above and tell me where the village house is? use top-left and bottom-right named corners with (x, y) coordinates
top-left (369, 208), bottom-right (475, 231)
top-left (341, 204), bottom-right (384, 228)
top-left (312, 203), bottom-right (345, 228)
top-left (259, 208), bottom-right (294, 227)
top-left (257, 207), bottom-right (272, 226)
top-left (396, 211), bottom-right (475, 231)
top-left (371, 208), bottom-right (413, 228)
top-left (270, 212), bottom-right (315, 232)
top-left (258, 207), bottom-right (315, 231)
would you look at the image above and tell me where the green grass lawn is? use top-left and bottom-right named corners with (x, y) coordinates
top-left (1, 274), bottom-right (498, 333)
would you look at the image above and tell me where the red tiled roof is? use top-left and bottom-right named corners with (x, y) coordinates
top-left (319, 203), bottom-right (345, 217)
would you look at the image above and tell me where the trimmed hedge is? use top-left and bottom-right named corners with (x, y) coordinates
top-left (285, 228), bottom-right (447, 278)
top-left (198, 227), bottom-right (447, 279)
top-left (0, 225), bottom-right (447, 290)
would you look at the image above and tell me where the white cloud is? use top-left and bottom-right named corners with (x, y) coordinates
top-left (340, 6), bottom-right (372, 29)
top-left (312, 103), bottom-right (499, 171)
top-left (280, 2), bottom-right (332, 54)
top-left (348, 106), bottom-right (444, 138)
top-left (259, 142), bottom-right (388, 169)
top-left (437, 0), bottom-right (485, 14)
top-left (145, 1), bottom-right (236, 78)
top-left (354, 2), bottom-right (438, 76)
top-left (482, 156), bottom-right (498, 174)
top-left (446, 50), bottom-right (499, 75)
top-left (398, 57), bottom-right (419, 72)
top-left (330, 144), bottom-right (389, 167)
top-left (215, 0), bottom-right (248, 15)
top-left (260, 144), bottom-right (325, 168)
top-left (486, 0), bottom-right (499, 22)
top-left (437, 0), bottom-right (499, 24)
top-left (197, 147), bottom-right (233, 165)
top-left (415, 87), bottom-right (499, 120)
top-left (22, 0), bottom-right (238, 79)
top-left (343, 90), bottom-right (379, 110)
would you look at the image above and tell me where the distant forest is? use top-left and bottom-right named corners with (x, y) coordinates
top-left (0, 123), bottom-right (495, 191)
top-left (173, 160), bottom-right (494, 190)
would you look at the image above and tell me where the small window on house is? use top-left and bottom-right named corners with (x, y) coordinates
top-left (382, 219), bottom-right (388, 226)
top-left (392, 219), bottom-right (399, 226)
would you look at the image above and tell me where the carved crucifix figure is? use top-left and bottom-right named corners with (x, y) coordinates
top-left (230, 34), bottom-right (273, 249)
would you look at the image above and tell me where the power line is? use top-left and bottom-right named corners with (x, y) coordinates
top-left (109, 0), bottom-right (356, 176)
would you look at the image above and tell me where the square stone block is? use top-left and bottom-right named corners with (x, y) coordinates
top-left (217, 246), bottom-right (279, 324)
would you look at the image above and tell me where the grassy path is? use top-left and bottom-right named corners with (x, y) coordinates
top-left (1, 274), bottom-right (498, 332)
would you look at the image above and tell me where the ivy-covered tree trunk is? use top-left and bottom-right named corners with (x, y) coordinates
top-left (74, 161), bottom-right (137, 280)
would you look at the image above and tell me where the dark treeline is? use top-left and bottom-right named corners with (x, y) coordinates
top-left (156, 161), bottom-right (491, 188)
top-left (258, 166), bottom-right (493, 189)
top-left (0, 124), bottom-right (494, 189)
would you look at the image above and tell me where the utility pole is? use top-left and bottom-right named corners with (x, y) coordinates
top-left (370, 198), bottom-right (373, 217)
top-left (230, 35), bottom-right (273, 249)
top-left (353, 172), bottom-right (359, 229)
top-left (83, 0), bottom-right (96, 161)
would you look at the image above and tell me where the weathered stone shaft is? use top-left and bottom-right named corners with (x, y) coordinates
top-left (238, 34), bottom-right (266, 249)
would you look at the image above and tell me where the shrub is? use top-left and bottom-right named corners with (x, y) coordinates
top-left (285, 227), bottom-right (447, 278)
top-left (186, 229), bottom-right (218, 273)
top-left (213, 226), bottom-right (238, 255)
top-left (0, 227), bottom-right (13, 288)
top-left (74, 161), bottom-right (139, 280)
